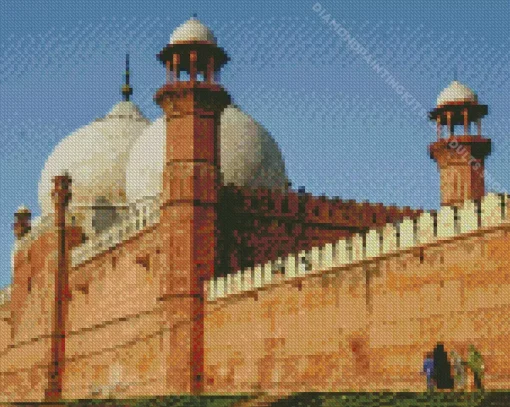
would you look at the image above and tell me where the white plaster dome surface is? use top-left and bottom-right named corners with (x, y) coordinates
top-left (169, 17), bottom-right (216, 44)
top-left (437, 80), bottom-right (477, 106)
top-left (125, 105), bottom-right (289, 203)
top-left (39, 101), bottom-right (150, 215)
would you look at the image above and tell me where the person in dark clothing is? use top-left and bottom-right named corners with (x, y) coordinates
top-left (433, 343), bottom-right (454, 390)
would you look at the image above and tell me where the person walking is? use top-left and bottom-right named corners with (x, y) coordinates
top-left (433, 343), bottom-right (454, 390)
top-left (423, 352), bottom-right (435, 391)
top-left (450, 349), bottom-right (466, 391)
top-left (467, 344), bottom-right (485, 391)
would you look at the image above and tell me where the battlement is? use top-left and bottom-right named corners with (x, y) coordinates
top-left (67, 188), bottom-right (419, 273)
top-left (206, 192), bottom-right (508, 302)
top-left (220, 184), bottom-right (421, 228)
top-left (71, 196), bottom-right (161, 267)
top-left (0, 285), bottom-right (11, 307)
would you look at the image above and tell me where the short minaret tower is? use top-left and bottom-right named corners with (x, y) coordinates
top-left (45, 173), bottom-right (72, 401)
top-left (13, 205), bottom-right (31, 239)
top-left (429, 80), bottom-right (491, 206)
top-left (155, 17), bottom-right (230, 394)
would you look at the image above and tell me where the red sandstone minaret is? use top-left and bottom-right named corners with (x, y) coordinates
top-left (155, 17), bottom-right (230, 394)
top-left (429, 80), bottom-right (491, 207)
top-left (13, 205), bottom-right (31, 239)
top-left (45, 173), bottom-right (72, 401)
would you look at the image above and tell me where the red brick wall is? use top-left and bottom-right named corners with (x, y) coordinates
top-left (64, 225), bottom-right (167, 400)
top-left (217, 185), bottom-right (421, 275)
top-left (205, 225), bottom-right (510, 393)
top-left (0, 191), bottom-right (422, 402)
top-left (0, 232), bottom-right (57, 401)
top-left (5, 200), bottom-right (510, 401)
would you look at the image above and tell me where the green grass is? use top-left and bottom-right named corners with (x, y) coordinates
top-left (6, 392), bottom-right (510, 407)
top-left (271, 392), bottom-right (509, 407)
top-left (63, 394), bottom-right (251, 407)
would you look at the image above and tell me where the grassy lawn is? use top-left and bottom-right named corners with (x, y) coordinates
top-left (6, 392), bottom-right (509, 407)
top-left (64, 395), bottom-right (251, 407)
top-left (273, 392), bottom-right (510, 407)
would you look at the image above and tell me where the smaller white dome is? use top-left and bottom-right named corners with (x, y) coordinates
top-left (16, 205), bottom-right (30, 214)
top-left (437, 80), bottom-right (477, 106)
top-left (169, 17), bottom-right (216, 44)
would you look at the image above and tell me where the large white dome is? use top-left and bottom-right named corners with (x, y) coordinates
top-left (39, 101), bottom-right (150, 215)
top-left (437, 80), bottom-right (477, 106)
top-left (125, 105), bottom-right (289, 202)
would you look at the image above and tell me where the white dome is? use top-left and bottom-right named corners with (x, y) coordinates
top-left (16, 205), bottom-right (30, 214)
top-left (169, 17), bottom-right (216, 44)
top-left (39, 101), bottom-right (150, 215)
top-left (437, 80), bottom-right (477, 106)
top-left (125, 105), bottom-right (289, 202)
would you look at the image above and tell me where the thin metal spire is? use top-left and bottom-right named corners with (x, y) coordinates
top-left (121, 53), bottom-right (133, 101)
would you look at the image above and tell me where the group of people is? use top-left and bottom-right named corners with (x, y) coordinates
top-left (422, 344), bottom-right (484, 392)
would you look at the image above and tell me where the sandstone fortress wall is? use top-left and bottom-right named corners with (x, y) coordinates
top-left (1, 192), bottom-right (509, 401)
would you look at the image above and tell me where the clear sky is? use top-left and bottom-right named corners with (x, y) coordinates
top-left (0, 0), bottom-right (509, 287)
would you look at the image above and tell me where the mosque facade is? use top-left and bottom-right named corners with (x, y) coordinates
top-left (0, 17), bottom-right (509, 402)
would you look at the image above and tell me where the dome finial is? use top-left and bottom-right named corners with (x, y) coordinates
top-left (192, 12), bottom-right (198, 18)
top-left (121, 53), bottom-right (133, 102)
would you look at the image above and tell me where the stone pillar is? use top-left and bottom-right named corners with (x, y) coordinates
top-left (45, 173), bottom-right (72, 401)
top-left (463, 108), bottom-right (469, 135)
top-left (189, 50), bottom-right (197, 82)
top-left (447, 111), bottom-right (453, 137)
top-left (206, 55), bottom-right (215, 83)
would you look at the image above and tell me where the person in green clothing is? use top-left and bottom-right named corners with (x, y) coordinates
top-left (467, 344), bottom-right (485, 391)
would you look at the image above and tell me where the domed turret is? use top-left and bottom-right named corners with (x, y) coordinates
top-left (429, 80), bottom-right (491, 207)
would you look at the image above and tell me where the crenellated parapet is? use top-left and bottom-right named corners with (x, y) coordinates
top-left (71, 196), bottom-right (161, 267)
top-left (207, 192), bottom-right (508, 302)
top-left (217, 184), bottom-right (422, 274)
top-left (66, 186), bottom-right (420, 273)
top-left (220, 184), bottom-right (420, 227)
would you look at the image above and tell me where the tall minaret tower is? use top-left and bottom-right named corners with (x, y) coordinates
top-left (45, 173), bottom-right (72, 401)
top-left (429, 80), bottom-right (491, 206)
top-left (155, 17), bottom-right (230, 394)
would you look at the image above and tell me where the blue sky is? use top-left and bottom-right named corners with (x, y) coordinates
top-left (0, 0), bottom-right (509, 287)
